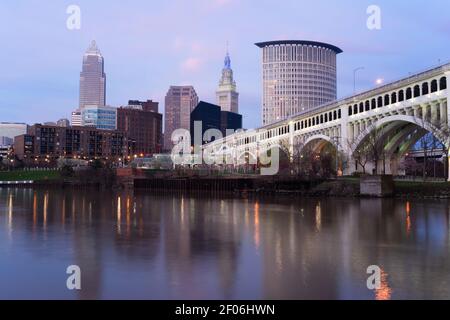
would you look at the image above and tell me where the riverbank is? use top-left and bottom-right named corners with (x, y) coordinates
top-left (2, 169), bottom-right (450, 199)
top-left (133, 176), bottom-right (450, 199)
top-left (0, 169), bottom-right (60, 181)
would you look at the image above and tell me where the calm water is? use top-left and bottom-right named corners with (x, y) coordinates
top-left (0, 187), bottom-right (450, 300)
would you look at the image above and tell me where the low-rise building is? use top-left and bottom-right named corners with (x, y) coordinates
top-left (14, 124), bottom-right (127, 162)
top-left (81, 105), bottom-right (117, 130)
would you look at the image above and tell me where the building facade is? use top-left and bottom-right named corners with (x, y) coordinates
top-left (128, 100), bottom-right (159, 113)
top-left (190, 101), bottom-right (242, 145)
top-left (216, 51), bottom-right (239, 113)
top-left (220, 111), bottom-right (242, 137)
top-left (117, 102), bottom-right (163, 156)
top-left (12, 134), bottom-right (34, 160)
top-left (81, 105), bottom-right (117, 130)
top-left (79, 41), bottom-right (106, 109)
top-left (15, 124), bottom-right (126, 161)
top-left (164, 86), bottom-right (199, 149)
top-left (255, 40), bottom-right (342, 125)
top-left (71, 110), bottom-right (82, 126)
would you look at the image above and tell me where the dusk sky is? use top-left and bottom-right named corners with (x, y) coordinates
top-left (1, 0), bottom-right (449, 129)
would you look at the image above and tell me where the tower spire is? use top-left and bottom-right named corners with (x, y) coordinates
top-left (86, 40), bottom-right (101, 55)
top-left (216, 41), bottom-right (239, 113)
top-left (224, 41), bottom-right (231, 69)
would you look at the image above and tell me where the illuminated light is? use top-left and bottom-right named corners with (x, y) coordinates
top-left (406, 201), bottom-right (411, 235)
top-left (254, 202), bottom-right (260, 250)
top-left (375, 269), bottom-right (392, 301)
top-left (8, 193), bottom-right (13, 232)
top-left (376, 78), bottom-right (384, 85)
top-left (117, 196), bottom-right (122, 235)
top-left (315, 202), bottom-right (322, 232)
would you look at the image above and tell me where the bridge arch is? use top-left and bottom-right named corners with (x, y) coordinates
top-left (236, 150), bottom-right (257, 165)
top-left (351, 115), bottom-right (448, 155)
top-left (302, 134), bottom-right (339, 154)
top-left (351, 114), bottom-right (449, 176)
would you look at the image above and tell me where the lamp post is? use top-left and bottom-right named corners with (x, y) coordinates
top-left (353, 67), bottom-right (365, 93)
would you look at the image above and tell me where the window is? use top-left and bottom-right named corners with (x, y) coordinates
top-left (440, 77), bottom-right (447, 90)
top-left (431, 80), bottom-right (438, 93)
top-left (413, 85), bottom-right (420, 98)
top-left (422, 83), bottom-right (429, 95)
top-left (378, 97), bottom-right (383, 108)
top-left (406, 88), bottom-right (412, 99)
top-left (391, 92), bottom-right (397, 104)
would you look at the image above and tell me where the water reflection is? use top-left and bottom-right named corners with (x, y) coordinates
top-left (0, 187), bottom-right (450, 300)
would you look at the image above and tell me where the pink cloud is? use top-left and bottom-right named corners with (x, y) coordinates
top-left (181, 57), bottom-right (202, 72)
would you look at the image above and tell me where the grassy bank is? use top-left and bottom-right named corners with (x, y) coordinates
top-left (0, 170), bottom-right (60, 181)
top-left (394, 180), bottom-right (450, 198)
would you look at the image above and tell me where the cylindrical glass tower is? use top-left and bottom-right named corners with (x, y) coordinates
top-left (255, 40), bottom-right (342, 125)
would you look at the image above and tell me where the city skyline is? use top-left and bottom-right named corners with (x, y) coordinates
top-left (1, 1), bottom-right (450, 130)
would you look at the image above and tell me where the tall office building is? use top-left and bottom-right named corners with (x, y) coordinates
top-left (255, 40), bottom-right (342, 125)
top-left (190, 101), bottom-right (242, 145)
top-left (164, 86), bottom-right (199, 149)
top-left (79, 40), bottom-right (106, 109)
top-left (216, 50), bottom-right (239, 113)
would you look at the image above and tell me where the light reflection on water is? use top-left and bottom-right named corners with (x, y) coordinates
top-left (0, 187), bottom-right (450, 300)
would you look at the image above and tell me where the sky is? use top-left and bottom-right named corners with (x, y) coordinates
top-left (1, 0), bottom-right (450, 130)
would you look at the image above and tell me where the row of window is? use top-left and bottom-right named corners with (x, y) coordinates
top-left (294, 109), bottom-right (342, 131)
top-left (238, 108), bottom-right (343, 146)
top-left (349, 77), bottom-right (447, 116)
top-left (262, 45), bottom-right (337, 67)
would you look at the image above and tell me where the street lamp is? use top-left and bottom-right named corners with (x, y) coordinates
top-left (376, 78), bottom-right (384, 86)
top-left (353, 67), bottom-right (365, 93)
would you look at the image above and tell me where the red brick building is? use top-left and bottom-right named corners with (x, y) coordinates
top-left (14, 124), bottom-right (127, 161)
top-left (117, 101), bottom-right (163, 156)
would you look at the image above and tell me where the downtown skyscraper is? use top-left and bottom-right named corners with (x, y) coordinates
top-left (164, 86), bottom-right (199, 150)
top-left (255, 40), bottom-right (342, 125)
top-left (79, 40), bottom-right (106, 108)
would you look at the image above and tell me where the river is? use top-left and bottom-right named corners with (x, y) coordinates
top-left (1, 187), bottom-right (449, 300)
